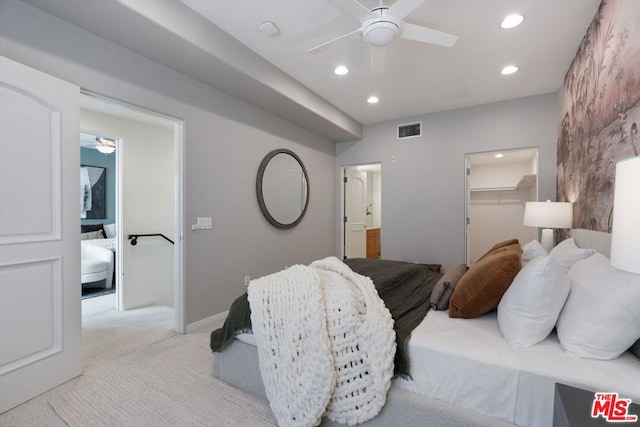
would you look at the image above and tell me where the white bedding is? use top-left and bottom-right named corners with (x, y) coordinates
top-left (396, 310), bottom-right (640, 427)
top-left (232, 229), bottom-right (638, 427)
top-left (81, 237), bottom-right (116, 251)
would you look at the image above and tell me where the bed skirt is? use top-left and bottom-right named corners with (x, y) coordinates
top-left (213, 339), bottom-right (515, 427)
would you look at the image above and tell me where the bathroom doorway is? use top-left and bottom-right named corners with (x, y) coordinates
top-left (342, 163), bottom-right (382, 259)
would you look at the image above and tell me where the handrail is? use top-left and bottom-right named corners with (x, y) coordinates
top-left (127, 233), bottom-right (174, 245)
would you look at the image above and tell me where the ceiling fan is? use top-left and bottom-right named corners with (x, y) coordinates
top-left (80, 132), bottom-right (116, 154)
top-left (309, 0), bottom-right (458, 72)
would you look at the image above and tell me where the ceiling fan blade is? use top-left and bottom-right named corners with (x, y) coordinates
top-left (330, 0), bottom-right (371, 19)
top-left (388, 0), bottom-right (426, 20)
top-left (371, 46), bottom-right (386, 75)
top-left (400, 22), bottom-right (458, 47)
top-left (308, 28), bottom-right (362, 53)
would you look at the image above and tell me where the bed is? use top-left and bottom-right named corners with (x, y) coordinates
top-left (80, 236), bottom-right (116, 251)
top-left (81, 223), bottom-right (117, 249)
top-left (81, 223), bottom-right (117, 287)
top-left (211, 229), bottom-right (640, 426)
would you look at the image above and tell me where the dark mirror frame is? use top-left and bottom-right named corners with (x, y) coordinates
top-left (256, 149), bottom-right (310, 229)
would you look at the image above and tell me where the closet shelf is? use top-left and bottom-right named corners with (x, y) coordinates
top-left (470, 174), bottom-right (536, 193)
top-left (470, 187), bottom-right (517, 192)
top-left (470, 174), bottom-right (537, 205)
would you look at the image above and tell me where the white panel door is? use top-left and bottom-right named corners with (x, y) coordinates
top-left (0, 56), bottom-right (81, 413)
top-left (345, 168), bottom-right (367, 258)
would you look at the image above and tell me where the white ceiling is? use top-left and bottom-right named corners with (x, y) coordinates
top-left (180, 0), bottom-right (599, 125)
top-left (79, 94), bottom-right (175, 149)
top-left (22, 0), bottom-right (600, 141)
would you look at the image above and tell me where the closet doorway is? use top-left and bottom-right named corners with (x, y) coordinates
top-left (80, 93), bottom-right (185, 333)
top-left (465, 148), bottom-right (538, 265)
top-left (342, 163), bottom-right (382, 259)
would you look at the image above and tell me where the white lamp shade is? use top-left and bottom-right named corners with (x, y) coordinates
top-left (610, 156), bottom-right (640, 274)
top-left (523, 201), bottom-right (573, 228)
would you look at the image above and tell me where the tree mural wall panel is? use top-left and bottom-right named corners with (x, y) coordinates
top-left (557, 0), bottom-right (640, 237)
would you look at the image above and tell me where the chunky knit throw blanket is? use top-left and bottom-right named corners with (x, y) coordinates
top-left (247, 257), bottom-right (396, 427)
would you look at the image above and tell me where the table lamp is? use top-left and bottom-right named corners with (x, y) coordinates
top-left (524, 201), bottom-right (573, 253)
top-left (610, 156), bottom-right (640, 274)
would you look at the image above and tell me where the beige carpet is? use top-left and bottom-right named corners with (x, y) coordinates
top-left (49, 334), bottom-right (276, 427)
top-left (81, 294), bottom-right (177, 373)
top-left (0, 294), bottom-right (276, 427)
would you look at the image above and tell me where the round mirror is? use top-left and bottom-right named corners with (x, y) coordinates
top-left (256, 149), bottom-right (309, 229)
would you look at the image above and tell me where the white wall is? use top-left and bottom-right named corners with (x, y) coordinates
top-left (336, 93), bottom-right (558, 270)
top-left (469, 159), bottom-right (537, 263)
top-left (81, 109), bottom-right (175, 308)
top-left (0, 0), bottom-right (336, 325)
top-left (470, 160), bottom-right (533, 189)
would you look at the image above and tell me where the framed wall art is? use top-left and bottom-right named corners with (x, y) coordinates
top-left (80, 165), bottom-right (106, 219)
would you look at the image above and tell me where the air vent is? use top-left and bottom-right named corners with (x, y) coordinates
top-left (398, 122), bottom-right (421, 139)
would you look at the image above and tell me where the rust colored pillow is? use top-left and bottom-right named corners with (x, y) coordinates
top-left (477, 238), bottom-right (520, 263)
top-left (449, 244), bottom-right (522, 319)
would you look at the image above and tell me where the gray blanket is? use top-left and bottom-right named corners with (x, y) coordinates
top-left (210, 258), bottom-right (441, 378)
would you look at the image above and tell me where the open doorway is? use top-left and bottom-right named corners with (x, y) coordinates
top-left (79, 93), bottom-right (185, 333)
top-left (465, 148), bottom-right (538, 265)
top-left (342, 163), bottom-right (382, 259)
top-left (80, 131), bottom-right (118, 300)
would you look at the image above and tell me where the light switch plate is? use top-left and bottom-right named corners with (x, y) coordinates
top-left (197, 217), bottom-right (212, 229)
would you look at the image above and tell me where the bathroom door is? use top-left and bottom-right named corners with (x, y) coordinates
top-left (344, 168), bottom-right (367, 258)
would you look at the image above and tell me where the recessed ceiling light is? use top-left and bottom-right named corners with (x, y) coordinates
top-left (494, 153), bottom-right (504, 158)
top-left (367, 96), bottom-right (379, 104)
top-left (334, 65), bottom-right (349, 76)
top-left (501, 65), bottom-right (519, 75)
top-left (500, 14), bottom-right (525, 29)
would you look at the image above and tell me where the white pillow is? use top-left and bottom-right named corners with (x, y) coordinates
top-left (521, 239), bottom-right (547, 262)
top-left (556, 253), bottom-right (640, 360)
top-left (498, 255), bottom-right (570, 347)
top-left (549, 237), bottom-right (596, 271)
top-left (103, 223), bottom-right (116, 238)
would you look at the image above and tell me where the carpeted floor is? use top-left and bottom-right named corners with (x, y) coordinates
top-left (0, 294), bottom-right (276, 427)
top-left (48, 345), bottom-right (275, 427)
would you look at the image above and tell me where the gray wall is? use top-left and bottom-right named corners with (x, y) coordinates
top-left (336, 93), bottom-right (558, 271)
top-left (0, 0), bottom-right (336, 325)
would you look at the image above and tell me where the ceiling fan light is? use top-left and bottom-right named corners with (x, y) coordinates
top-left (96, 144), bottom-right (115, 154)
top-left (363, 21), bottom-right (399, 47)
top-left (95, 137), bottom-right (116, 154)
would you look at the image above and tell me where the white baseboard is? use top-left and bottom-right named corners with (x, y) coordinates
top-left (186, 310), bottom-right (228, 333)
